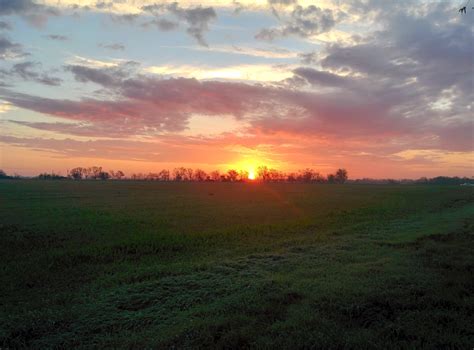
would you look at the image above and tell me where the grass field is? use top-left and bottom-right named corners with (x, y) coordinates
top-left (1, 180), bottom-right (473, 348)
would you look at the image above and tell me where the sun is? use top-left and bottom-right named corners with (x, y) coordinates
top-left (248, 168), bottom-right (255, 180)
top-left (227, 159), bottom-right (261, 180)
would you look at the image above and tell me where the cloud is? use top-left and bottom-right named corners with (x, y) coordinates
top-left (45, 34), bottom-right (68, 41)
top-left (0, 36), bottom-right (27, 60)
top-left (297, 51), bottom-right (318, 64)
top-left (318, 3), bottom-right (473, 124)
top-left (256, 5), bottom-right (339, 41)
top-left (232, 0), bottom-right (245, 15)
top-left (0, 0), bottom-right (39, 15)
top-left (65, 64), bottom-right (120, 86)
top-left (98, 42), bottom-right (125, 51)
top-left (0, 100), bottom-right (12, 113)
top-left (141, 18), bottom-right (179, 31)
top-left (0, 61), bottom-right (61, 85)
top-left (187, 44), bottom-right (298, 59)
top-left (145, 63), bottom-right (293, 82)
top-left (268, 0), bottom-right (296, 5)
top-left (292, 67), bottom-right (348, 88)
top-left (110, 13), bottom-right (140, 23)
top-left (142, 3), bottom-right (217, 46)
top-left (94, 1), bottom-right (114, 10)
top-left (0, 134), bottom-right (241, 165)
top-left (0, 74), bottom-right (276, 137)
top-left (64, 61), bottom-right (138, 86)
top-left (1, 60), bottom-right (470, 155)
top-left (37, 0), bottom-right (331, 12)
top-left (158, 44), bottom-right (298, 59)
top-left (0, 0), bottom-right (59, 28)
top-left (10, 120), bottom-right (137, 138)
top-left (0, 21), bottom-right (12, 30)
top-left (0, 134), bottom-right (167, 162)
top-left (67, 55), bottom-right (124, 68)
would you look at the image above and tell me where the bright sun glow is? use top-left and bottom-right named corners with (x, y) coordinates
top-left (248, 169), bottom-right (255, 180)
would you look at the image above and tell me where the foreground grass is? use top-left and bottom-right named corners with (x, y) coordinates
top-left (0, 181), bottom-right (473, 348)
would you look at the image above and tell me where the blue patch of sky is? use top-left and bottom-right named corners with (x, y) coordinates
top-left (2, 5), bottom-right (324, 117)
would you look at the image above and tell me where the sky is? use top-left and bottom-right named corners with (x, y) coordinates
top-left (0, 0), bottom-right (472, 178)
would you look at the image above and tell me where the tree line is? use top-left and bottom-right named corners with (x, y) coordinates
top-left (61, 166), bottom-right (350, 183)
top-left (1, 168), bottom-right (472, 185)
top-left (0, 166), bottom-right (349, 183)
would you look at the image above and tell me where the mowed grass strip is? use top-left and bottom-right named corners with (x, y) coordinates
top-left (0, 181), bottom-right (473, 348)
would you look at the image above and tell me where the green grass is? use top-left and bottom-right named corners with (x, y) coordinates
top-left (1, 181), bottom-right (473, 348)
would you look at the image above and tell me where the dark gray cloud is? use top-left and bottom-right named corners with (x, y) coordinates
top-left (298, 51), bottom-right (318, 64)
top-left (0, 0), bottom-right (59, 28)
top-left (268, 0), bottom-right (296, 5)
top-left (286, 1), bottom-right (473, 152)
top-left (0, 21), bottom-right (11, 30)
top-left (98, 42), bottom-right (125, 51)
top-left (95, 1), bottom-right (114, 10)
top-left (1, 61), bottom-right (62, 85)
top-left (0, 36), bottom-right (27, 60)
top-left (256, 5), bottom-right (338, 41)
top-left (45, 34), bottom-right (68, 41)
top-left (142, 3), bottom-right (217, 46)
top-left (292, 67), bottom-right (348, 88)
top-left (268, 0), bottom-right (297, 19)
top-left (318, 2), bottom-right (473, 123)
top-left (232, 0), bottom-right (245, 15)
top-left (64, 61), bottom-right (138, 87)
top-left (65, 65), bottom-right (122, 86)
top-left (141, 18), bottom-right (179, 31)
top-left (0, 0), bottom-right (39, 15)
top-left (110, 13), bottom-right (139, 24)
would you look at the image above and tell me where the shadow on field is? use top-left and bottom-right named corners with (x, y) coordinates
top-left (2, 226), bottom-right (473, 348)
top-left (158, 226), bottom-right (474, 349)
